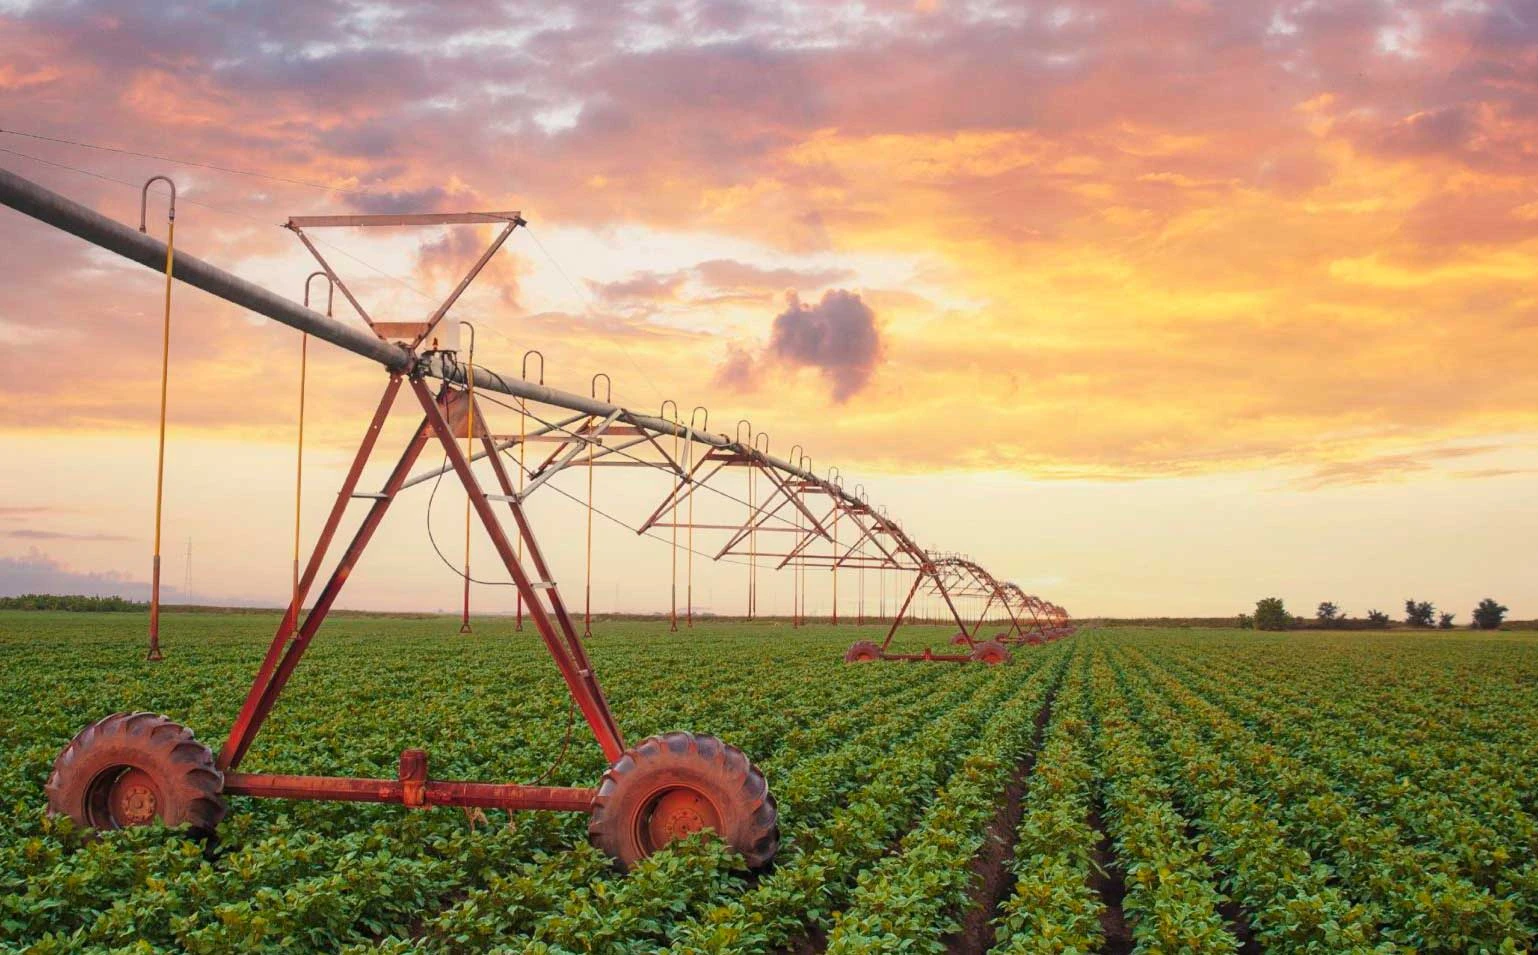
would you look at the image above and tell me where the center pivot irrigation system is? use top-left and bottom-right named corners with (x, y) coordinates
top-left (0, 165), bottom-right (1071, 868)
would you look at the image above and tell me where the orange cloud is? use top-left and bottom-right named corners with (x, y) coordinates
top-left (0, 0), bottom-right (1534, 485)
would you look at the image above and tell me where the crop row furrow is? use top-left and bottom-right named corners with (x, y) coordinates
top-left (403, 666), bottom-right (989, 952)
top-left (1156, 643), bottom-right (1537, 846)
top-left (989, 642), bottom-right (1105, 954)
top-left (659, 651), bottom-right (1063, 953)
top-left (821, 651), bottom-right (1066, 953)
top-left (1140, 645), bottom-right (1538, 920)
top-left (1117, 642), bottom-right (1533, 952)
top-left (1086, 648), bottom-right (1240, 954)
top-left (1104, 642), bottom-right (1389, 953)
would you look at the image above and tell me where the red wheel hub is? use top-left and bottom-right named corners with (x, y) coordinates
top-left (106, 768), bottom-right (161, 827)
top-left (641, 786), bottom-right (721, 851)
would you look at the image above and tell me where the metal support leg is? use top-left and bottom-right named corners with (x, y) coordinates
top-left (419, 380), bottom-right (626, 761)
top-left (221, 383), bottom-right (426, 771)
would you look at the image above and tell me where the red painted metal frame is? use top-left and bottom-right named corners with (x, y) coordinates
top-left (223, 773), bottom-right (596, 812)
top-left (400, 394), bottom-right (1078, 662)
top-left (216, 371), bottom-right (627, 814)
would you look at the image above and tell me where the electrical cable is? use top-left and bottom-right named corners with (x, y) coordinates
top-left (422, 449), bottom-right (576, 785)
top-left (523, 226), bottom-right (666, 407)
top-left (0, 126), bottom-right (388, 198)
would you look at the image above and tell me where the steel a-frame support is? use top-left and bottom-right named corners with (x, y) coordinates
top-left (866, 561), bottom-right (977, 662)
top-left (218, 372), bottom-right (625, 808)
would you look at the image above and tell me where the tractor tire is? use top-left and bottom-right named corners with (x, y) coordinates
top-left (970, 640), bottom-right (1011, 665)
top-left (589, 731), bottom-right (778, 871)
top-left (948, 632), bottom-right (971, 646)
top-left (46, 712), bottom-right (225, 836)
top-left (843, 640), bottom-right (882, 663)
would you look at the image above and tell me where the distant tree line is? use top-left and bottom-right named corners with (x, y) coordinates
top-left (0, 594), bottom-right (148, 612)
top-left (1239, 596), bottom-right (1511, 632)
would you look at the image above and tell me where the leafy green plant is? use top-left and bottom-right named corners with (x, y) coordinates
top-left (1253, 598), bottom-right (1289, 631)
top-left (1405, 599), bottom-right (1436, 627)
top-left (2, 613), bottom-right (1535, 952)
top-left (1473, 598), bottom-right (1508, 630)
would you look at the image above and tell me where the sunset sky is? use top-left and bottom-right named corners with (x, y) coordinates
top-left (1, 0), bottom-right (1535, 621)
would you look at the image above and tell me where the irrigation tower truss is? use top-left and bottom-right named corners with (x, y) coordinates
top-left (0, 165), bottom-right (1072, 864)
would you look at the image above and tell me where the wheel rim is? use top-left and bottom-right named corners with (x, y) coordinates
top-left (85, 766), bottom-right (162, 829)
top-left (635, 784), bottom-right (723, 854)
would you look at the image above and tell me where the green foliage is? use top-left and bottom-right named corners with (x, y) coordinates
top-left (1405, 599), bottom-right (1436, 627)
top-left (1473, 598), bottom-right (1509, 630)
top-left (1, 614), bottom-right (1535, 952)
top-left (1438, 611), bottom-right (1455, 629)
top-left (1365, 609), bottom-right (1391, 628)
top-left (1316, 602), bottom-right (1340, 623)
top-left (1236, 613), bottom-right (1253, 630)
top-left (0, 594), bottom-right (146, 612)
top-left (1253, 598), bottom-right (1290, 631)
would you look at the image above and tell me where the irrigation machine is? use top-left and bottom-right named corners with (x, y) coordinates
top-left (0, 165), bottom-right (1071, 866)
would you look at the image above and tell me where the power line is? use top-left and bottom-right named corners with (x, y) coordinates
top-left (0, 143), bottom-right (482, 324)
top-left (524, 226), bottom-right (667, 406)
top-left (0, 126), bottom-right (383, 198)
top-left (0, 144), bottom-right (278, 224)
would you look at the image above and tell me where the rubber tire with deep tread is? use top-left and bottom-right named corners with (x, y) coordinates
top-left (970, 640), bottom-right (1011, 665)
top-left (46, 712), bottom-right (226, 836)
top-left (843, 640), bottom-right (882, 663)
top-left (589, 731), bottom-right (778, 871)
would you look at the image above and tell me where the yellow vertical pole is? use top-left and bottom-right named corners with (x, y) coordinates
top-left (585, 416), bottom-right (595, 637)
top-left (792, 484), bottom-right (801, 628)
top-left (670, 424), bottom-right (679, 632)
top-left (148, 215), bottom-right (174, 661)
top-left (289, 273), bottom-right (329, 640)
top-left (747, 464), bottom-right (755, 620)
top-left (290, 330), bottom-right (306, 635)
top-left (141, 176), bottom-right (176, 663)
top-left (857, 540), bottom-right (864, 626)
top-left (459, 323), bottom-right (475, 634)
top-left (515, 398), bottom-right (526, 631)
top-left (686, 438), bottom-right (694, 629)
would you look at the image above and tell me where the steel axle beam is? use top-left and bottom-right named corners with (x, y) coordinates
top-left (223, 773), bottom-right (595, 812)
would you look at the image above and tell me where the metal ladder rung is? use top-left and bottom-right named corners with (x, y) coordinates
top-left (484, 493), bottom-right (519, 503)
top-left (351, 492), bottom-right (390, 499)
top-left (529, 580), bottom-right (557, 590)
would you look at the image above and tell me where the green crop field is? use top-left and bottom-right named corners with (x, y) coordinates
top-left (2, 612), bottom-right (1535, 954)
